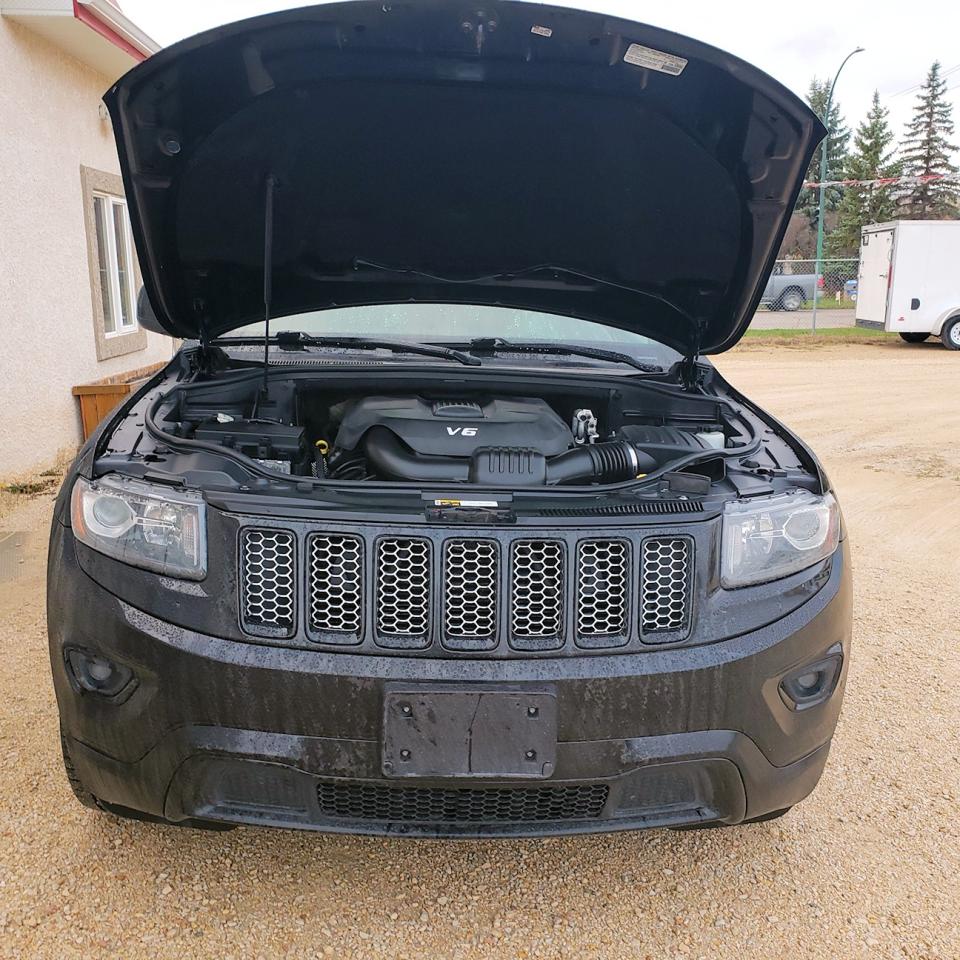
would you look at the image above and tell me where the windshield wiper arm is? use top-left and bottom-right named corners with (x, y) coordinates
top-left (463, 337), bottom-right (664, 374)
top-left (218, 332), bottom-right (481, 367)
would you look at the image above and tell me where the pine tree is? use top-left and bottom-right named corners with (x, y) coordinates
top-left (795, 77), bottom-right (851, 226)
top-left (827, 91), bottom-right (901, 256)
top-left (899, 61), bottom-right (959, 218)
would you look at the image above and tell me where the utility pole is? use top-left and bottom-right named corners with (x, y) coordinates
top-left (812, 46), bottom-right (864, 332)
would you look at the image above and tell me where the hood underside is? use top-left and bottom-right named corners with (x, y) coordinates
top-left (105, 0), bottom-right (824, 355)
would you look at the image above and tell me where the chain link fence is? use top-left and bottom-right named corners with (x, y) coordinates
top-left (749, 258), bottom-right (859, 331)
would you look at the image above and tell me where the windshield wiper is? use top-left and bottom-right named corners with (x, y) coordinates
top-left (218, 332), bottom-right (481, 367)
top-left (462, 337), bottom-right (664, 374)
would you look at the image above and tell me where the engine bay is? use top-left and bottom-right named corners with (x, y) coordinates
top-left (150, 368), bottom-right (750, 489)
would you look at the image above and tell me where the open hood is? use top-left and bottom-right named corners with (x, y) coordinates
top-left (105, 1), bottom-right (824, 356)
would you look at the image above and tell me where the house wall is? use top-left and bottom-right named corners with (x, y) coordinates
top-left (0, 17), bottom-right (172, 478)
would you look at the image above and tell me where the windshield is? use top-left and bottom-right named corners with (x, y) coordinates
top-left (229, 304), bottom-right (682, 364)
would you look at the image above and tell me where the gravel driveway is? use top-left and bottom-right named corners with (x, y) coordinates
top-left (1, 340), bottom-right (957, 960)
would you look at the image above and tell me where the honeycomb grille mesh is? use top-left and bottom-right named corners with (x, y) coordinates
top-left (576, 540), bottom-right (629, 643)
top-left (237, 526), bottom-right (697, 651)
top-left (641, 537), bottom-right (692, 635)
top-left (316, 781), bottom-right (609, 823)
top-left (240, 529), bottom-right (296, 636)
top-left (444, 540), bottom-right (498, 646)
top-left (307, 534), bottom-right (363, 641)
top-left (376, 538), bottom-right (431, 640)
top-left (510, 541), bottom-right (565, 644)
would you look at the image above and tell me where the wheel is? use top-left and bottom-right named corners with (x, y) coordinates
top-left (941, 316), bottom-right (960, 350)
top-left (779, 288), bottom-right (804, 312)
top-left (60, 727), bottom-right (103, 811)
top-left (899, 332), bottom-right (930, 344)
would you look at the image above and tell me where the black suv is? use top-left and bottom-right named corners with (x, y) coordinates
top-left (48, 1), bottom-right (850, 836)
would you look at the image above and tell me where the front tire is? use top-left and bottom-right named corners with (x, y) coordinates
top-left (779, 288), bottom-right (804, 312)
top-left (742, 806), bottom-right (793, 824)
top-left (899, 332), bottom-right (930, 344)
top-left (60, 727), bottom-right (102, 812)
top-left (941, 316), bottom-right (960, 350)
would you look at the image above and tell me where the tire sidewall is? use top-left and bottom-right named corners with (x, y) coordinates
top-left (942, 317), bottom-right (960, 350)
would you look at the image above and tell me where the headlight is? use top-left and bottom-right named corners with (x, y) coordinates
top-left (721, 490), bottom-right (840, 588)
top-left (71, 475), bottom-right (207, 580)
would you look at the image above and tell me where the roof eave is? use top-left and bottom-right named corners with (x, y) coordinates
top-left (1, 0), bottom-right (159, 77)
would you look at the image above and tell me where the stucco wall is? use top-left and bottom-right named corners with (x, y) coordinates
top-left (0, 18), bottom-right (173, 478)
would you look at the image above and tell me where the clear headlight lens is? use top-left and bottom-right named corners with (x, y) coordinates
top-left (71, 475), bottom-right (207, 580)
top-left (721, 490), bottom-right (840, 588)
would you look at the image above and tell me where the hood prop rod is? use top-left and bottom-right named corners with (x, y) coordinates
top-left (261, 173), bottom-right (277, 397)
top-left (681, 318), bottom-right (707, 391)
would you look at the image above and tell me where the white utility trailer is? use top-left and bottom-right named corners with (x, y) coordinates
top-left (856, 220), bottom-right (960, 349)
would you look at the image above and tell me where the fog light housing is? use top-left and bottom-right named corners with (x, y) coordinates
top-left (65, 648), bottom-right (136, 700)
top-left (779, 651), bottom-right (843, 710)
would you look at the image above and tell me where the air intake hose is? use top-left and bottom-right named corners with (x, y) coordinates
top-left (363, 427), bottom-right (655, 485)
top-left (545, 441), bottom-right (656, 484)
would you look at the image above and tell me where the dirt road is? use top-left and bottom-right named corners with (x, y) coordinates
top-left (1, 341), bottom-right (957, 960)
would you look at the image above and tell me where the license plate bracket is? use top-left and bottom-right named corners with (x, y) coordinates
top-left (382, 686), bottom-right (557, 779)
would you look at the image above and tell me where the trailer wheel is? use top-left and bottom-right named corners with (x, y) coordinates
top-left (779, 287), bottom-right (804, 312)
top-left (941, 317), bottom-right (960, 350)
top-left (899, 332), bottom-right (930, 344)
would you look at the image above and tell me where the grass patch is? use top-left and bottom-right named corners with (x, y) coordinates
top-left (796, 299), bottom-right (857, 310)
top-left (739, 326), bottom-right (899, 347)
top-left (0, 462), bottom-right (67, 524)
top-left (1, 479), bottom-right (58, 496)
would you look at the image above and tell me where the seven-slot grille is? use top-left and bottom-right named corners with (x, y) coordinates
top-left (239, 527), bottom-right (695, 651)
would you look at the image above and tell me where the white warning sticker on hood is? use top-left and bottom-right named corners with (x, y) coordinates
top-left (623, 43), bottom-right (688, 76)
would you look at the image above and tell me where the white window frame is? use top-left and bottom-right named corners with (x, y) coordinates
top-left (93, 192), bottom-right (138, 338)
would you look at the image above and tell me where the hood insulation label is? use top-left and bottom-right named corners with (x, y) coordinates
top-left (623, 43), bottom-right (688, 76)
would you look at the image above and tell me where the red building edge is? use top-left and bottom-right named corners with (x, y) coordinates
top-left (73, 0), bottom-right (150, 62)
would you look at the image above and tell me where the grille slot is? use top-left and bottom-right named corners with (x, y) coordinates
top-left (576, 540), bottom-right (630, 648)
top-left (510, 540), bottom-right (565, 651)
top-left (307, 534), bottom-right (364, 644)
top-left (239, 529), bottom-right (296, 637)
top-left (443, 540), bottom-right (498, 650)
top-left (640, 536), bottom-right (693, 639)
top-left (375, 538), bottom-right (431, 647)
top-left (316, 781), bottom-right (609, 823)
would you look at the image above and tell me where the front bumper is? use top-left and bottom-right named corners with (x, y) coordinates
top-left (49, 527), bottom-right (852, 837)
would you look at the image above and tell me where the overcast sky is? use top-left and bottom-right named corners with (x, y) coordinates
top-left (121, 0), bottom-right (960, 151)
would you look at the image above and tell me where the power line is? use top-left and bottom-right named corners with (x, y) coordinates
top-left (890, 61), bottom-right (960, 98)
top-left (804, 173), bottom-right (960, 189)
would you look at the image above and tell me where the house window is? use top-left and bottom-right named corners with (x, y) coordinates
top-left (93, 194), bottom-right (137, 336)
top-left (81, 166), bottom-right (147, 360)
